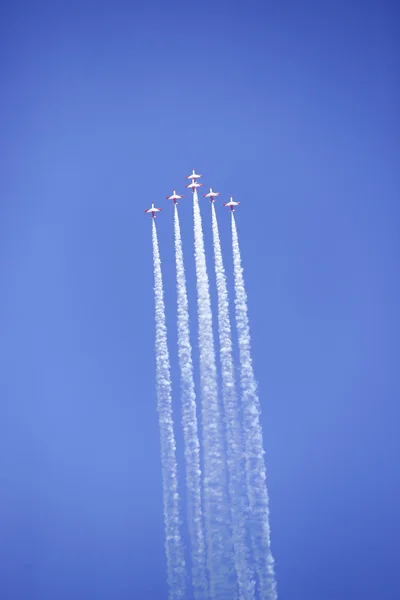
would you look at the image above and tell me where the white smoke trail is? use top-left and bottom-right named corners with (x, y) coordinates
top-left (211, 203), bottom-right (255, 600)
top-left (231, 214), bottom-right (278, 600)
top-left (152, 219), bottom-right (187, 600)
top-left (192, 189), bottom-right (237, 600)
top-left (173, 206), bottom-right (208, 600)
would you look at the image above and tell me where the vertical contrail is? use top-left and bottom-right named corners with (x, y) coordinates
top-left (211, 203), bottom-right (255, 600)
top-left (192, 189), bottom-right (236, 600)
top-left (231, 214), bottom-right (278, 600)
top-left (173, 205), bottom-right (208, 600)
top-left (152, 219), bottom-right (187, 600)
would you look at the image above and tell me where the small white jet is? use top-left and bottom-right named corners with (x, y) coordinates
top-left (166, 190), bottom-right (183, 205)
top-left (144, 202), bottom-right (162, 218)
top-left (223, 196), bottom-right (240, 212)
top-left (186, 168), bottom-right (202, 180)
top-left (186, 180), bottom-right (203, 191)
top-left (203, 187), bottom-right (220, 203)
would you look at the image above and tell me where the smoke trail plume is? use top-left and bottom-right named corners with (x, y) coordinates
top-left (211, 203), bottom-right (255, 600)
top-left (192, 190), bottom-right (237, 600)
top-left (231, 214), bottom-right (277, 600)
top-left (174, 206), bottom-right (208, 600)
top-left (152, 219), bottom-right (187, 600)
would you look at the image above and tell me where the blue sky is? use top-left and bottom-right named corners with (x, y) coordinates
top-left (1, 1), bottom-right (399, 599)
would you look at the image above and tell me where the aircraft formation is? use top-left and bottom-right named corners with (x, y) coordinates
top-left (149, 172), bottom-right (277, 600)
top-left (144, 169), bottom-right (241, 218)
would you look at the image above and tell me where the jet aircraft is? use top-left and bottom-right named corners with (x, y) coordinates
top-left (186, 168), bottom-right (202, 180)
top-left (186, 180), bottom-right (202, 191)
top-left (203, 187), bottom-right (220, 202)
top-left (223, 196), bottom-right (240, 212)
top-left (166, 190), bottom-right (183, 205)
top-left (144, 202), bottom-right (162, 218)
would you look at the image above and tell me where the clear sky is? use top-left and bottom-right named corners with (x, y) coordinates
top-left (1, 1), bottom-right (399, 599)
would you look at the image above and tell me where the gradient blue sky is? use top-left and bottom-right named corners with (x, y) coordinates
top-left (1, 1), bottom-right (399, 599)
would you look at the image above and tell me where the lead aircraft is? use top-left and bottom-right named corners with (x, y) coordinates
top-left (186, 168), bottom-right (202, 180)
